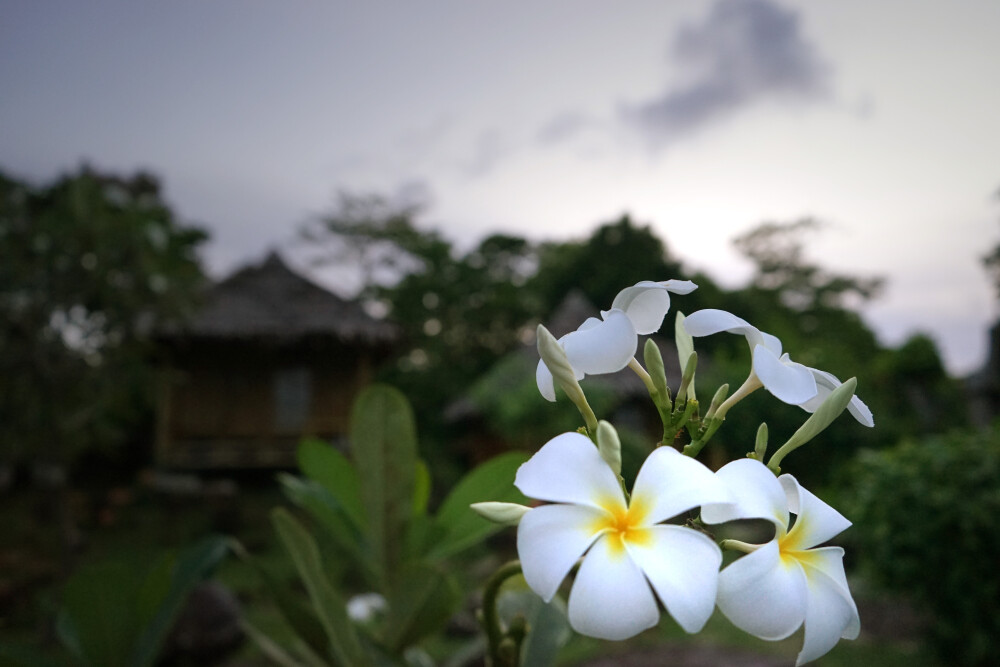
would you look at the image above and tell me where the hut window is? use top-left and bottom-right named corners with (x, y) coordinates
top-left (273, 367), bottom-right (312, 431)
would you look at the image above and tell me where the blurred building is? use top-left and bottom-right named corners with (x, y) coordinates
top-left (155, 252), bottom-right (397, 468)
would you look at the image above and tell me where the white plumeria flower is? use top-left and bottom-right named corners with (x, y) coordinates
top-left (346, 592), bottom-right (387, 623)
top-left (800, 369), bottom-right (874, 427)
top-left (701, 459), bottom-right (860, 666)
top-left (514, 431), bottom-right (732, 640)
top-left (536, 280), bottom-right (697, 401)
top-left (682, 308), bottom-right (818, 405)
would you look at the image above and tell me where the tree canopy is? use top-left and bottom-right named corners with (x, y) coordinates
top-left (0, 167), bottom-right (208, 468)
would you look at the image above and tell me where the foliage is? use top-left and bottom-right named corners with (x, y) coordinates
top-left (244, 384), bottom-right (533, 665)
top-left (304, 195), bottom-right (962, 492)
top-left (0, 166), bottom-right (207, 466)
top-left (0, 536), bottom-right (229, 667)
top-left (846, 426), bottom-right (1000, 666)
top-left (529, 215), bottom-right (685, 314)
top-left (303, 193), bottom-right (541, 468)
top-left (732, 218), bottom-right (882, 311)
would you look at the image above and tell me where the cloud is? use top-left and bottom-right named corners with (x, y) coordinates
top-left (460, 128), bottom-right (514, 178)
top-left (536, 111), bottom-right (594, 146)
top-left (623, 0), bottom-right (832, 146)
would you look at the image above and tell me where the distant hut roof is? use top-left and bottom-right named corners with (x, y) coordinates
top-left (163, 252), bottom-right (398, 344)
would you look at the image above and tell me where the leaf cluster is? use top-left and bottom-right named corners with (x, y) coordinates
top-left (246, 385), bottom-right (531, 665)
top-left (845, 426), bottom-right (1000, 666)
top-left (0, 167), bottom-right (207, 464)
top-left (0, 536), bottom-right (229, 667)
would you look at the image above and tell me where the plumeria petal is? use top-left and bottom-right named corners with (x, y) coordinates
top-left (752, 345), bottom-right (818, 405)
top-left (609, 280), bottom-right (697, 335)
top-left (800, 368), bottom-right (874, 427)
top-left (561, 309), bottom-right (637, 375)
top-left (535, 359), bottom-right (558, 402)
top-left (779, 475), bottom-right (852, 551)
top-left (701, 458), bottom-right (788, 529)
top-left (514, 432), bottom-right (625, 509)
top-left (798, 547), bottom-right (860, 641)
top-left (797, 552), bottom-right (861, 665)
top-left (630, 446), bottom-right (734, 524)
top-left (683, 308), bottom-right (767, 349)
top-left (533, 313), bottom-right (636, 402)
top-left (626, 525), bottom-right (722, 633)
top-left (568, 534), bottom-right (660, 640)
top-left (717, 540), bottom-right (808, 641)
top-left (761, 332), bottom-right (783, 356)
top-left (517, 503), bottom-right (609, 602)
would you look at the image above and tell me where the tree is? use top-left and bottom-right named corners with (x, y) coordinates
top-left (0, 166), bottom-right (208, 470)
top-left (732, 218), bottom-right (883, 311)
top-left (303, 194), bottom-right (540, 472)
top-left (530, 215), bottom-right (686, 315)
top-left (981, 185), bottom-right (1000, 298)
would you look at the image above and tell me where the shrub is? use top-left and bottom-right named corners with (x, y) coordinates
top-left (846, 426), bottom-right (1000, 666)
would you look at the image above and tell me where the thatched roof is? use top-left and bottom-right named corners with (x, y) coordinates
top-left (163, 252), bottom-right (398, 345)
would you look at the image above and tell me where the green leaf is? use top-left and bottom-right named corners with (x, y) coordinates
top-left (428, 451), bottom-right (529, 560)
top-left (229, 539), bottom-right (330, 660)
top-left (412, 459), bottom-right (431, 517)
top-left (382, 564), bottom-right (462, 654)
top-left (134, 554), bottom-right (174, 631)
top-left (272, 508), bottom-right (371, 667)
top-left (297, 437), bottom-right (365, 530)
top-left (131, 535), bottom-right (230, 667)
top-left (278, 473), bottom-right (371, 584)
top-left (0, 642), bottom-right (74, 667)
top-left (496, 580), bottom-right (571, 667)
top-left (59, 560), bottom-right (146, 667)
top-left (349, 385), bottom-right (418, 589)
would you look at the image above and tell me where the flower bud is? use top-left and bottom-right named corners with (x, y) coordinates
top-left (675, 312), bottom-right (697, 400)
top-left (470, 501), bottom-right (531, 526)
top-left (596, 420), bottom-right (622, 476)
top-left (768, 377), bottom-right (858, 471)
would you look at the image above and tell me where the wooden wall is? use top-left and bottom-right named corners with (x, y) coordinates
top-left (156, 338), bottom-right (379, 468)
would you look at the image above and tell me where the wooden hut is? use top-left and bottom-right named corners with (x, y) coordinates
top-left (155, 252), bottom-right (398, 468)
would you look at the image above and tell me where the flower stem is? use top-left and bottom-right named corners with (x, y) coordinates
top-left (482, 560), bottom-right (525, 667)
top-left (628, 357), bottom-right (656, 394)
top-left (714, 373), bottom-right (763, 421)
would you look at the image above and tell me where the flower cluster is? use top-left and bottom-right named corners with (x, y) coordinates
top-left (474, 279), bottom-right (869, 666)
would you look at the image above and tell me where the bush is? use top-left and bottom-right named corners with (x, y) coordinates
top-left (846, 426), bottom-right (1000, 666)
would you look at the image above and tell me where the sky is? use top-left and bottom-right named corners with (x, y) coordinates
top-left (2, 0), bottom-right (999, 374)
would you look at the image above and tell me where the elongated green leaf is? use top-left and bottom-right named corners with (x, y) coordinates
top-left (428, 451), bottom-right (529, 560)
top-left (241, 619), bottom-right (330, 667)
top-left (350, 385), bottom-right (418, 589)
top-left (272, 508), bottom-right (371, 667)
top-left (383, 564), bottom-right (462, 654)
top-left (412, 459), bottom-right (431, 517)
top-left (278, 473), bottom-right (372, 584)
top-left (131, 535), bottom-right (230, 667)
top-left (297, 438), bottom-right (365, 530)
top-left (229, 539), bottom-right (329, 659)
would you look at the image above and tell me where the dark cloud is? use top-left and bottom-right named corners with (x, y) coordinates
top-left (623, 0), bottom-right (832, 145)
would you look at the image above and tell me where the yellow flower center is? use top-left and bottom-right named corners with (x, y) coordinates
top-left (592, 495), bottom-right (653, 556)
top-left (777, 519), bottom-right (821, 568)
